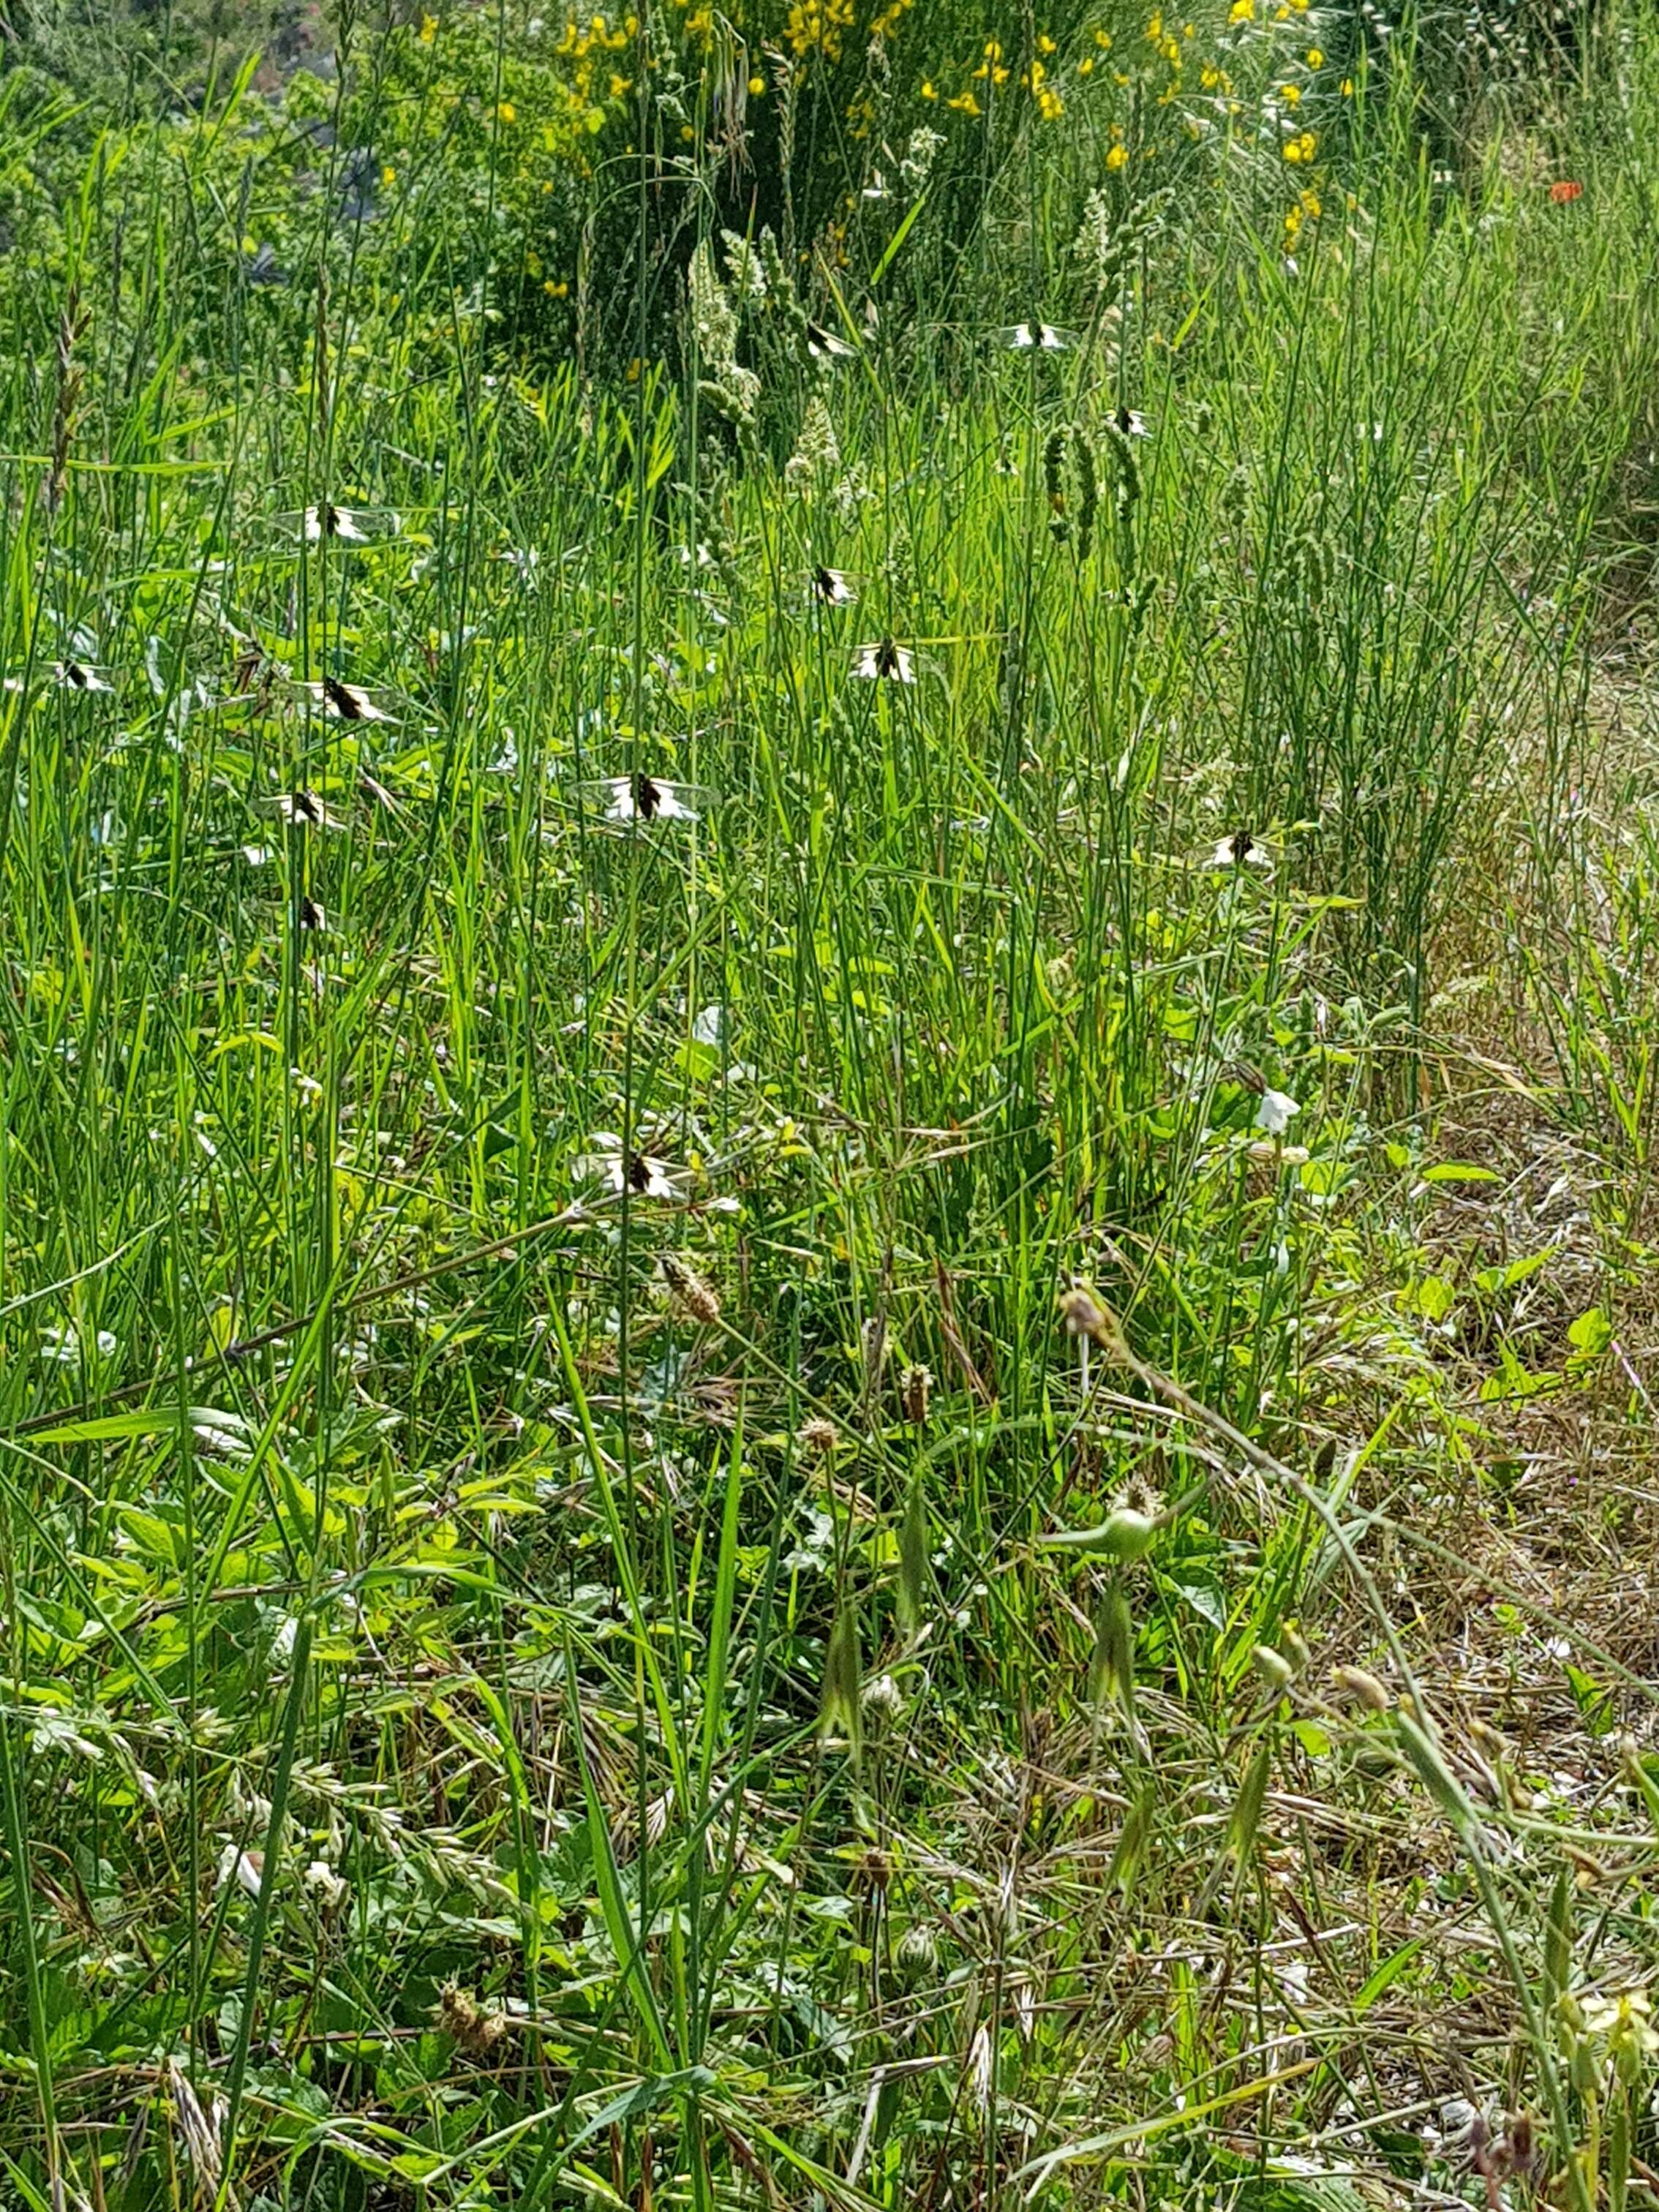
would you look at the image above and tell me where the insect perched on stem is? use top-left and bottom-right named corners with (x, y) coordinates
top-left (810, 565), bottom-right (859, 606)
top-left (271, 503), bottom-right (401, 545)
top-left (806, 320), bottom-right (857, 364)
top-left (576, 773), bottom-right (721, 825)
top-left (851, 639), bottom-right (918, 684)
top-left (996, 321), bottom-right (1077, 353)
top-left (309, 676), bottom-right (389, 723)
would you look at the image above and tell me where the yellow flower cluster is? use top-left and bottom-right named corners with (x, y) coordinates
top-left (1282, 184), bottom-right (1320, 241)
top-left (785, 0), bottom-right (854, 59)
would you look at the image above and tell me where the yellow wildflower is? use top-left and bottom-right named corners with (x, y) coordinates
top-left (419, 11), bottom-right (437, 38)
top-left (948, 88), bottom-right (981, 111)
top-left (1306, 44), bottom-right (1323, 61)
top-left (1227, 0), bottom-right (1253, 20)
top-left (1105, 141), bottom-right (1128, 168)
top-left (921, 77), bottom-right (937, 94)
top-left (496, 100), bottom-right (516, 122)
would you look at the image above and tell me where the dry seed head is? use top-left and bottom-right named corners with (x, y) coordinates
top-left (860, 1670), bottom-right (905, 1722)
top-left (798, 1415), bottom-right (841, 1456)
top-left (900, 1363), bottom-right (933, 1426)
top-left (1330, 1663), bottom-right (1391, 1713)
top-left (435, 1981), bottom-right (508, 2055)
top-left (661, 1253), bottom-right (721, 1325)
top-left (1114, 1472), bottom-right (1165, 1521)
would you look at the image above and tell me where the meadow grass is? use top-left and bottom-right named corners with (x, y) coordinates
top-left (2, 1), bottom-right (1659, 2207)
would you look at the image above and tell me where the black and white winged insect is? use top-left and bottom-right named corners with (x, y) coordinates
top-left (270, 789), bottom-right (345, 830)
top-left (805, 320), bottom-right (857, 364)
top-left (1109, 404), bottom-right (1150, 437)
top-left (995, 320), bottom-right (1078, 354)
top-left (810, 565), bottom-right (859, 607)
top-left (576, 772), bottom-right (721, 826)
top-left (1209, 829), bottom-right (1273, 870)
top-left (4, 661), bottom-right (113, 694)
top-left (851, 637), bottom-right (918, 684)
top-left (270, 503), bottom-right (402, 546)
top-left (571, 1133), bottom-right (685, 1199)
top-left (296, 676), bottom-right (391, 723)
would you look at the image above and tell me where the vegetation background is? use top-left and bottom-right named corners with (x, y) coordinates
top-left (1, 0), bottom-right (1659, 2207)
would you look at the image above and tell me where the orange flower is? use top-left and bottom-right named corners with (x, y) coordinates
top-left (1549, 179), bottom-right (1583, 203)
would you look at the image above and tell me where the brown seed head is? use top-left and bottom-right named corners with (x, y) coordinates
top-left (661, 1253), bottom-right (721, 1325)
top-left (900, 1363), bottom-right (933, 1426)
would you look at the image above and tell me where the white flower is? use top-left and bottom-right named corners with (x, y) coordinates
top-left (1257, 1089), bottom-right (1301, 1137)
top-left (217, 1845), bottom-right (266, 1899)
top-left (304, 1859), bottom-right (348, 1909)
top-left (41, 1325), bottom-right (116, 1363)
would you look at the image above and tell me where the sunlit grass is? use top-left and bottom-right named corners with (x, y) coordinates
top-left (1, 3), bottom-right (1658, 2207)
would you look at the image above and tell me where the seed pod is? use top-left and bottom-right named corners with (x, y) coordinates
top-left (821, 1595), bottom-right (863, 1766)
top-left (1044, 1508), bottom-right (1157, 1560)
top-left (897, 1472), bottom-right (931, 1636)
top-left (1088, 1585), bottom-right (1136, 1726)
top-left (1229, 1738), bottom-right (1273, 1860)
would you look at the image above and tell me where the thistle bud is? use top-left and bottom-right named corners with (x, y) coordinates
top-left (1252, 1644), bottom-right (1295, 1691)
top-left (1331, 1664), bottom-right (1391, 1714)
